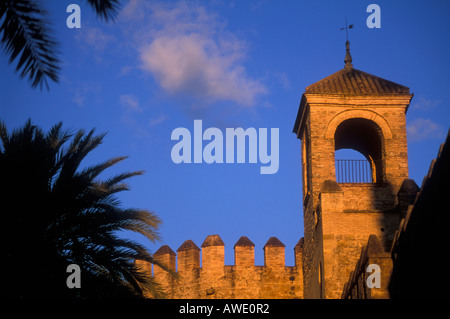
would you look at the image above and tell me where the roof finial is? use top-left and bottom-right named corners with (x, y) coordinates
top-left (345, 40), bottom-right (353, 68)
top-left (340, 18), bottom-right (354, 68)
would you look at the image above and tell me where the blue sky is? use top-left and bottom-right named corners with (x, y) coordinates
top-left (1, 0), bottom-right (449, 267)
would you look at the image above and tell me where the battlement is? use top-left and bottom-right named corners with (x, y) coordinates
top-left (136, 235), bottom-right (304, 299)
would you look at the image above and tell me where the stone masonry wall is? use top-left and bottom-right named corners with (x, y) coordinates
top-left (341, 235), bottom-right (393, 299)
top-left (136, 235), bottom-right (304, 299)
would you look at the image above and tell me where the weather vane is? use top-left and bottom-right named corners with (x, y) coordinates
top-left (340, 18), bottom-right (354, 42)
top-left (340, 18), bottom-right (354, 68)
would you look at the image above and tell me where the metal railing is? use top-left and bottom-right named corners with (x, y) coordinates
top-left (335, 159), bottom-right (373, 183)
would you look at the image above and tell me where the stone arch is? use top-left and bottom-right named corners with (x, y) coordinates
top-left (328, 110), bottom-right (391, 184)
top-left (325, 109), bottom-right (392, 140)
top-left (334, 118), bottom-right (385, 183)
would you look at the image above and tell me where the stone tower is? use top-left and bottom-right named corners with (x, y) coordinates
top-left (293, 42), bottom-right (414, 299)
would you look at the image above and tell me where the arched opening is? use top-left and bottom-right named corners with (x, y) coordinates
top-left (334, 118), bottom-right (384, 184)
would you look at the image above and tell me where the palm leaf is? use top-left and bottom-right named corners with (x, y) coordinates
top-left (2, 120), bottom-right (164, 299)
top-left (0, 0), bottom-right (59, 89)
top-left (85, 0), bottom-right (122, 21)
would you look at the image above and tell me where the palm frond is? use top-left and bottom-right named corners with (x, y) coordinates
top-left (2, 120), bottom-right (165, 299)
top-left (0, 120), bottom-right (10, 151)
top-left (78, 156), bottom-right (128, 181)
top-left (104, 170), bottom-right (145, 188)
top-left (55, 129), bottom-right (106, 189)
top-left (85, 0), bottom-right (123, 22)
top-left (45, 122), bottom-right (71, 151)
top-left (0, 0), bottom-right (60, 89)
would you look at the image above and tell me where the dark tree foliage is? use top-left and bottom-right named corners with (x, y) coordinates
top-left (0, 0), bottom-right (122, 89)
top-left (0, 119), bottom-right (168, 299)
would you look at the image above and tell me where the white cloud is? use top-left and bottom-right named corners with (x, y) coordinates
top-left (69, 82), bottom-right (102, 107)
top-left (273, 71), bottom-right (291, 90)
top-left (119, 94), bottom-right (142, 112)
top-left (75, 26), bottom-right (115, 52)
top-left (74, 25), bottom-right (117, 64)
top-left (72, 90), bottom-right (85, 107)
top-left (411, 97), bottom-right (442, 111)
top-left (120, 0), bottom-right (266, 107)
top-left (149, 114), bottom-right (169, 127)
top-left (119, 65), bottom-right (134, 76)
top-left (407, 118), bottom-right (445, 142)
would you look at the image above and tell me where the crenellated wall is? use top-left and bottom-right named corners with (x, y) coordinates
top-left (136, 235), bottom-right (304, 299)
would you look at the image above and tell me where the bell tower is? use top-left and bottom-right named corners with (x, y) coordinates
top-left (293, 42), bottom-right (414, 299)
